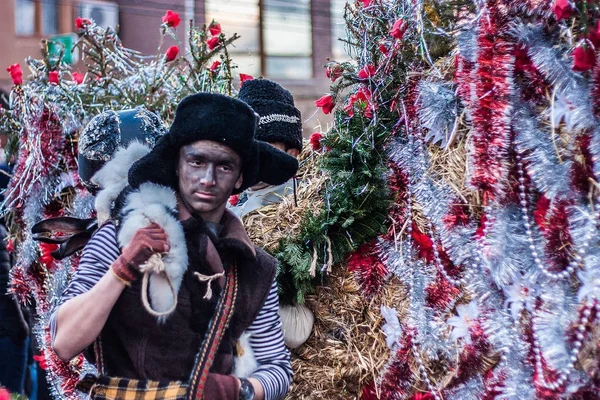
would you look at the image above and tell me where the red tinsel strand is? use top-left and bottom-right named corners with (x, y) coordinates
top-left (455, 54), bottom-right (476, 111)
top-left (348, 242), bottom-right (389, 297)
top-left (425, 272), bottom-right (461, 311)
top-left (441, 203), bottom-right (471, 229)
top-left (534, 195), bottom-right (550, 233)
top-left (468, 3), bottom-right (514, 199)
top-left (385, 164), bottom-right (409, 241)
top-left (572, 134), bottom-right (594, 195)
top-left (43, 331), bottom-right (82, 398)
top-left (593, 60), bottom-right (600, 117)
top-left (513, 45), bottom-right (548, 104)
top-left (410, 223), bottom-right (435, 262)
top-left (378, 334), bottom-right (416, 399)
top-left (543, 199), bottom-right (573, 271)
top-left (448, 322), bottom-right (494, 387)
top-left (360, 380), bottom-right (379, 400)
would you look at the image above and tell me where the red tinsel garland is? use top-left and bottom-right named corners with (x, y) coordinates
top-left (378, 334), bottom-right (416, 399)
top-left (348, 242), bottom-right (389, 297)
top-left (467, 3), bottom-right (514, 199)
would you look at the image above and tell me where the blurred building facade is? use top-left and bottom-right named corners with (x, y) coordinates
top-left (1, 0), bottom-right (351, 133)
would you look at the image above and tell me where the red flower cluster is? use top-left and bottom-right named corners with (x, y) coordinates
top-left (344, 86), bottom-right (374, 118)
top-left (72, 72), bottom-right (85, 84)
top-left (162, 10), bottom-right (180, 28)
top-left (207, 36), bottom-right (219, 50)
top-left (357, 64), bottom-right (376, 79)
top-left (315, 94), bottom-right (335, 114)
top-left (165, 45), bottom-right (179, 62)
top-left (326, 63), bottom-right (343, 81)
top-left (209, 20), bottom-right (221, 36)
top-left (75, 17), bottom-right (91, 30)
top-left (390, 19), bottom-right (407, 40)
top-left (49, 71), bottom-right (60, 84)
top-left (552, 0), bottom-right (573, 21)
top-left (309, 132), bottom-right (323, 151)
top-left (7, 63), bottom-right (22, 85)
top-left (210, 60), bottom-right (221, 72)
top-left (573, 40), bottom-right (596, 72)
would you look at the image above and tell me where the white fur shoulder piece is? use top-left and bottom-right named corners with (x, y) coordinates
top-left (118, 182), bottom-right (188, 323)
top-left (92, 141), bottom-right (151, 224)
top-left (233, 331), bottom-right (258, 378)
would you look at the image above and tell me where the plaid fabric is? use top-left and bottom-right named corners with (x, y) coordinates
top-left (88, 376), bottom-right (188, 400)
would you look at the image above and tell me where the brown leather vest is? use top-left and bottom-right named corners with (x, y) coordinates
top-left (95, 215), bottom-right (276, 381)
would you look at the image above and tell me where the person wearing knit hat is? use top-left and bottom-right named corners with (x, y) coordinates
top-left (231, 79), bottom-right (314, 351)
top-left (52, 93), bottom-right (297, 400)
top-left (230, 78), bottom-right (303, 218)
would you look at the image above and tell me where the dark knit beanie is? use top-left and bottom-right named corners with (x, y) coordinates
top-left (128, 93), bottom-right (299, 194)
top-left (238, 79), bottom-right (303, 152)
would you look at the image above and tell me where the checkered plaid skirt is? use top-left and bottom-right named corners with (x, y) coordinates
top-left (79, 375), bottom-right (189, 400)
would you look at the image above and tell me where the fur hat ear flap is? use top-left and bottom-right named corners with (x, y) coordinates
top-left (128, 135), bottom-right (179, 190)
top-left (255, 141), bottom-right (299, 186)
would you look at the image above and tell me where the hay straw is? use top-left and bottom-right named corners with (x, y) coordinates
top-left (286, 269), bottom-right (408, 399)
top-left (242, 144), bottom-right (327, 251)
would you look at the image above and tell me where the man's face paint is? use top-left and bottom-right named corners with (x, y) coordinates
top-left (177, 140), bottom-right (243, 223)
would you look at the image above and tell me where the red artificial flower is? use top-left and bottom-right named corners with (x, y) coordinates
top-left (379, 42), bottom-right (390, 56)
top-left (6, 63), bottom-right (22, 85)
top-left (72, 72), bottom-right (85, 84)
top-left (357, 64), bottom-right (376, 79)
top-left (410, 393), bottom-right (436, 400)
top-left (48, 71), bottom-right (60, 84)
top-left (390, 19), bottom-right (407, 40)
top-left (210, 60), bottom-right (221, 72)
top-left (553, 0), bottom-right (573, 21)
top-left (207, 36), bottom-right (220, 50)
top-left (6, 239), bottom-right (14, 253)
top-left (361, 0), bottom-right (371, 6)
top-left (326, 64), bottom-right (343, 81)
top-left (0, 388), bottom-right (10, 400)
top-left (310, 132), bottom-right (323, 151)
top-left (165, 46), bottom-right (179, 62)
top-left (209, 20), bottom-right (221, 36)
top-left (162, 10), bottom-right (181, 28)
top-left (344, 87), bottom-right (373, 118)
top-left (228, 195), bottom-right (240, 206)
top-left (315, 94), bottom-right (335, 114)
top-left (588, 21), bottom-right (600, 48)
top-left (240, 73), bottom-right (254, 83)
top-left (573, 41), bottom-right (597, 72)
top-left (33, 352), bottom-right (48, 370)
top-left (39, 242), bottom-right (59, 269)
top-left (75, 17), bottom-right (91, 30)
top-left (410, 223), bottom-right (434, 262)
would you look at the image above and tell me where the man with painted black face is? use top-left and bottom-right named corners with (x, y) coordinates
top-left (51, 93), bottom-right (298, 400)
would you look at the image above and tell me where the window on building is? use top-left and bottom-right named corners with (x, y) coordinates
top-left (330, 0), bottom-right (351, 60)
top-left (14, 0), bottom-right (59, 37)
top-left (205, 0), bottom-right (313, 80)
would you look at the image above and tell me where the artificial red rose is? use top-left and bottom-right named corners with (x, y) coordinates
top-left (552, 0), bottom-right (573, 21)
top-left (240, 73), bottom-right (254, 83)
top-left (379, 42), bottom-right (389, 56)
top-left (40, 243), bottom-right (59, 269)
top-left (210, 60), bottom-right (221, 72)
top-left (75, 17), bottom-right (91, 30)
top-left (228, 194), bottom-right (240, 206)
top-left (33, 352), bottom-right (48, 370)
top-left (162, 10), bottom-right (180, 27)
top-left (165, 45), bottom-right (179, 62)
top-left (48, 71), bottom-right (60, 84)
top-left (72, 72), bottom-right (85, 84)
top-left (573, 41), bottom-right (596, 71)
top-left (209, 20), bottom-right (221, 36)
top-left (390, 19), bottom-right (407, 40)
top-left (310, 132), bottom-right (323, 151)
top-left (207, 36), bottom-right (220, 50)
top-left (326, 64), bottom-right (343, 81)
top-left (588, 21), bottom-right (600, 48)
top-left (361, 0), bottom-right (371, 6)
top-left (0, 387), bottom-right (10, 400)
top-left (7, 63), bottom-right (22, 85)
top-left (357, 64), bottom-right (376, 79)
top-left (315, 94), bottom-right (335, 114)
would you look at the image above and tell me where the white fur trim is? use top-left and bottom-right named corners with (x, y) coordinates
top-left (118, 183), bottom-right (188, 323)
top-left (233, 332), bottom-right (258, 378)
top-left (92, 141), bottom-right (151, 224)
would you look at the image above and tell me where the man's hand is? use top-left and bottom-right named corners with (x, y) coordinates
top-left (112, 223), bottom-right (170, 284)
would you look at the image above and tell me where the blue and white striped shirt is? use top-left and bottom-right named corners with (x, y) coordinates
top-left (51, 223), bottom-right (292, 400)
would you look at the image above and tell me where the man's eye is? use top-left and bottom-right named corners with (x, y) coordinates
top-left (190, 160), bottom-right (205, 167)
top-left (220, 165), bottom-right (232, 172)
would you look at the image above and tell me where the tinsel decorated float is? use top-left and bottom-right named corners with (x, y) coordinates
top-left (4, 0), bottom-right (600, 399)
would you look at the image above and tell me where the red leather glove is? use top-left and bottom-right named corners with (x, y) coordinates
top-left (202, 373), bottom-right (240, 400)
top-left (111, 223), bottom-right (170, 284)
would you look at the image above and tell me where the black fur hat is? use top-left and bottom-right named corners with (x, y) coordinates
top-left (238, 79), bottom-right (303, 152)
top-left (128, 92), bottom-right (299, 194)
